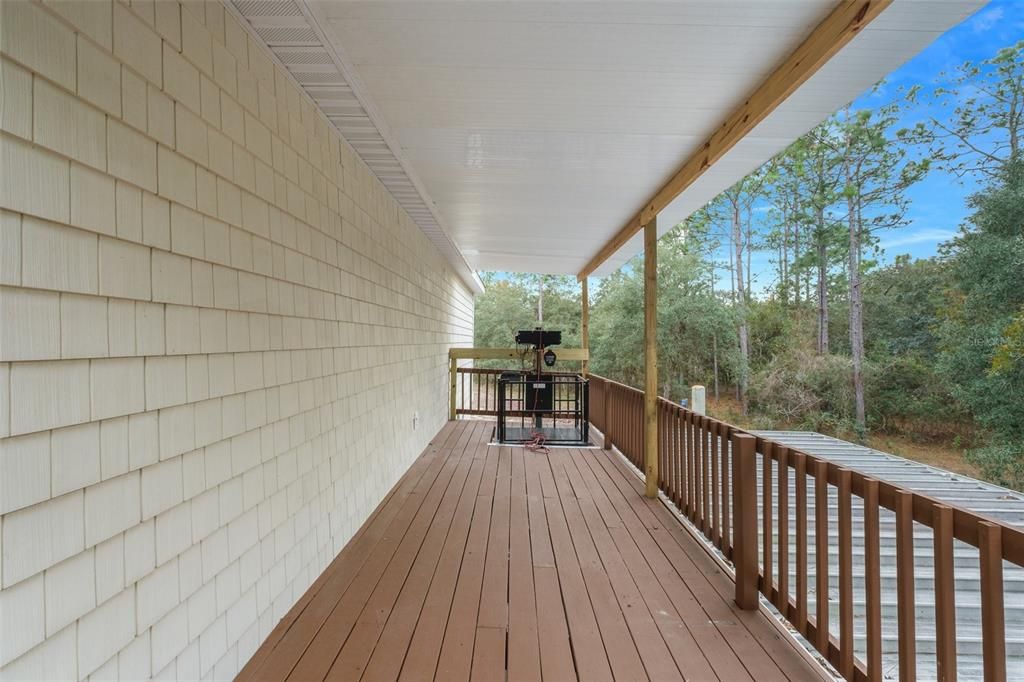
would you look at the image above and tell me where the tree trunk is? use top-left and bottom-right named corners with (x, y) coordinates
top-left (745, 212), bottom-right (752, 296)
top-left (713, 333), bottom-right (720, 400)
top-left (848, 191), bottom-right (866, 432)
top-left (793, 211), bottom-right (801, 308)
top-left (781, 205), bottom-right (789, 306)
top-left (815, 206), bottom-right (829, 354)
top-left (733, 204), bottom-right (749, 413)
top-left (728, 229), bottom-right (736, 305)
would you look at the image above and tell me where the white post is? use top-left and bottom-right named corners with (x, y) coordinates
top-left (691, 385), bottom-right (706, 416)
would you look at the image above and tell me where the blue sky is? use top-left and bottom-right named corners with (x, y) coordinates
top-left (870, 0), bottom-right (1023, 258)
top-left (734, 0), bottom-right (1024, 294)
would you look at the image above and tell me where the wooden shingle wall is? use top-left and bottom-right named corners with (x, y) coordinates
top-left (0, 1), bottom-right (475, 677)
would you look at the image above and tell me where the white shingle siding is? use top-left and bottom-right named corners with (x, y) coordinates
top-left (0, 1), bottom-right (474, 678)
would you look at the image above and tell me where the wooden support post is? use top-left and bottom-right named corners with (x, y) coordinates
top-left (644, 216), bottom-right (658, 498)
top-left (449, 356), bottom-right (457, 421)
top-left (732, 433), bottom-right (758, 609)
top-left (581, 277), bottom-right (590, 376)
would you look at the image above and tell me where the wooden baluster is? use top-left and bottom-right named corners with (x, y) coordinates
top-left (702, 417), bottom-right (711, 537)
top-left (658, 402), bottom-right (667, 491)
top-left (598, 378), bottom-right (606, 448)
top-left (682, 410), bottom-right (690, 516)
top-left (626, 391), bottom-right (634, 464)
top-left (777, 446), bottom-right (789, 616)
top-left (671, 407), bottom-right (680, 507)
top-left (814, 459), bottom-right (829, 655)
top-left (603, 383), bottom-right (612, 450)
top-left (629, 392), bottom-right (635, 464)
top-left (692, 414), bottom-right (700, 527)
top-left (794, 451), bottom-right (808, 636)
top-left (895, 490), bottom-right (916, 681)
top-left (762, 441), bottom-right (774, 600)
top-left (696, 413), bottom-right (703, 526)
top-left (934, 505), bottom-right (957, 682)
top-left (663, 405), bottom-right (672, 499)
top-left (692, 412), bottom-right (701, 527)
top-left (633, 392), bottom-right (640, 466)
top-left (711, 418), bottom-right (721, 548)
top-left (979, 521), bottom-right (1006, 682)
top-left (838, 468), bottom-right (853, 679)
top-left (618, 387), bottom-right (626, 456)
top-left (672, 404), bottom-right (678, 500)
top-left (689, 412), bottom-right (697, 522)
top-left (732, 433), bottom-right (758, 609)
top-left (623, 392), bottom-right (629, 459)
top-left (864, 479), bottom-right (882, 681)
top-left (722, 424), bottom-right (731, 559)
top-left (610, 387), bottom-right (618, 450)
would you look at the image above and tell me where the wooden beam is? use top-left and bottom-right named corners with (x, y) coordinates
top-left (581, 278), bottom-right (590, 376)
top-left (448, 347), bottom-right (589, 362)
top-left (643, 216), bottom-right (658, 498)
top-left (577, 0), bottom-right (892, 280)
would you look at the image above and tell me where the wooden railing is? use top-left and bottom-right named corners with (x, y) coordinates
top-left (448, 347), bottom-right (588, 419)
top-left (588, 374), bottom-right (1018, 682)
top-left (453, 366), bottom-right (585, 418)
top-left (453, 367), bottom-right (503, 416)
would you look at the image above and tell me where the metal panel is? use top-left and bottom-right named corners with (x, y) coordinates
top-left (757, 431), bottom-right (1024, 680)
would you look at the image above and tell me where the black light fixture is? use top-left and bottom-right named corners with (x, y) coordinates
top-left (543, 349), bottom-right (557, 367)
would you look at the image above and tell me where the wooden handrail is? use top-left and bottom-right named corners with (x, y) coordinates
top-left (586, 373), bottom-right (1018, 681)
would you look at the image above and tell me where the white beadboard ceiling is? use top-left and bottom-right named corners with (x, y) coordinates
top-left (235, 0), bottom-right (985, 280)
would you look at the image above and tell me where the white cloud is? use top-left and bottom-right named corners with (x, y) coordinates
top-left (970, 6), bottom-right (1004, 33)
top-left (879, 229), bottom-right (957, 249)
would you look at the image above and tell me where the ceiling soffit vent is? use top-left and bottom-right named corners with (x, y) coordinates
top-left (227, 0), bottom-right (483, 294)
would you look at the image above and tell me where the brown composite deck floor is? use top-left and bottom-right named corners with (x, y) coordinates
top-left (239, 420), bottom-right (824, 681)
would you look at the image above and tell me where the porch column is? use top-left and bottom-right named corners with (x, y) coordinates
top-left (644, 216), bottom-right (658, 498)
top-left (581, 277), bottom-right (590, 376)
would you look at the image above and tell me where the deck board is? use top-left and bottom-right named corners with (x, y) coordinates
top-left (239, 420), bottom-right (825, 682)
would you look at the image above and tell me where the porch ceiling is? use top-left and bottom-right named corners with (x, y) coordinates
top-left (236, 0), bottom-right (985, 279)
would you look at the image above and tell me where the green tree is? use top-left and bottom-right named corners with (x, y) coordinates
top-left (473, 273), bottom-right (581, 368)
top-left (836, 102), bottom-right (929, 432)
top-left (861, 257), bottom-right (960, 435)
top-left (904, 41), bottom-right (1024, 177)
top-left (773, 128), bottom-right (846, 355)
top-left (936, 159), bottom-right (1024, 485)
top-left (710, 170), bottom-right (768, 412)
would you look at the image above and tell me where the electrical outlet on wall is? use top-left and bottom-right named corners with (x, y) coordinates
top-left (413, 412), bottom-right (419, 430)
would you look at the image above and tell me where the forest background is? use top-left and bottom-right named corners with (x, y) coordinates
top-left (473, 7), bottom-right (1024, 489)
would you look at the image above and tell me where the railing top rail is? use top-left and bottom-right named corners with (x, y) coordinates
top-left (449, 347), bottom-right (589, 361)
